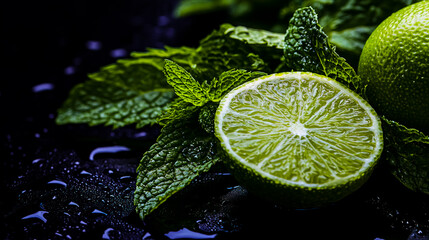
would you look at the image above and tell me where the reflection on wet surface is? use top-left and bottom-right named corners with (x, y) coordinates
top-left (89, 145), bottom-right (131, 161)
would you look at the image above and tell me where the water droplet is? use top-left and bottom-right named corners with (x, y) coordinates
top-left (22, 210), bottom-right (49, 223)
top-left (158, 15), bottom-right (170, 26)
top-left (64, 66), bottom-right (75, 75)
top-left (110, 48), bottom-right (127, 58)
top-left (32, 158), bottom-right (43, 164)
top-left (102, 228), bottom-right (115, 240)
top-left (47, 180), bottom-right (67, 187)
top-left (80, 170), bottom-right (92, 176)
top-left (119, 176), bottom-right (132, 181)
top-left (68, 201), bottom-right (79, 207)
top-left (86, 40), bottom-right (102, 50)
top-left (91, 209), bottom-right (107, 215)
top-left (32, 83), bottom-right (54, 93)
top-left (164, 228), bottom-right (217, 239)
top-left (134, 131), bottom-right (147, 138)
top-left (89, 145), bottom-right (130, 161)
top-left (142, 232), bottom-right (152, 240)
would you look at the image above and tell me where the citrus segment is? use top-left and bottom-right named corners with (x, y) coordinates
top-left (215, 72), bottom-right (383, 207)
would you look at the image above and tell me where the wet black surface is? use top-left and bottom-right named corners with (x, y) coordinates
top-left (2, 1), bottom-right (429, 239)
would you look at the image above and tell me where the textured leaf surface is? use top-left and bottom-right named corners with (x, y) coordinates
top-left (56, 48), bottom-right (198, 128)
top-left (163, 59), bottom-right (208, 106)
top-left (56, 80), bottom-right (174, 129)
top-left (131, 46), bottom-right (196, 68)
top-left (158, 98), bottom-right (200, 126)
top-left (198, 102), bottom-right (219, 134)
top-left (304, 0), bottom-right (418, 55)
top-left (225, 25), bottom-right (284, 50)
top-left (190, 24), bottom-right (282, 79)
top-left (174, 0), bottom-right (232, 17)
top-left (382, 118), bottom-right (429, 195)
top-left (283, 6), bottom-right (364, 94)
top-left (134, 118), bottom-right (220, 219)
top-left (56, 58), bottom-right (175, 128)
top-left (207, 69), bottom-right (266, 102)
top-left (175, 0), bottom-right (417, 57)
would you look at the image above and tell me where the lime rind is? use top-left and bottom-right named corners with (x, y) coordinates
top-left (215, 72), bottom-right (383, 194)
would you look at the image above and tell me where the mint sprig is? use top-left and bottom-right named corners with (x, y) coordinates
top-left (163, 59), bottom-right (208, 106)
top-left (284, 6), bottom-right (365, 95)
top-left (134, 60), bottom-right (265, 219)
top-left (134, 117), bottom-right (220, 220)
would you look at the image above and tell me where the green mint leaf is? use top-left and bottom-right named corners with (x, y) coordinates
top-left (174, 0), bottom-right (232, 17)
top-left (134, 118), bottom-right (220, 220)
top-left (56, 81), bottom-right (174, 129)
top-left (382, 117), bottom-right (429, 194)
top-left (328, 26), bottom-right (376, 56)
top-left (284, 7), bottom-right (365, 94)
top-left (191, 24), bottom-right (282, 80)
top-left (198, 102), bottom-right (219, 134)
top-left (207, 69), bottom-right (266, 102)
top-left (57, 46), bottom-right (199, 129)
top-left (307, 0), bottom-right (416, 57)
top-left (157, 98), bottom-right (200, 126)
top-left (131, 46), bottom-right (197, 67)
top-left (225, 25), bottom-right (285, 50)
top-left (163, 59), bottom-right (208, 106)
top-left (56, 58), bottom-right (176, 129)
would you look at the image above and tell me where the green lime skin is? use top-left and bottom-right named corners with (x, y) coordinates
top-left (358, 1), bottom-right (429, 134)
top-left (222, 148), bottom-right (377, 209)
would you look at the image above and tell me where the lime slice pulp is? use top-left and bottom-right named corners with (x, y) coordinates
top-left (215, 72), bottom-right (383, 207)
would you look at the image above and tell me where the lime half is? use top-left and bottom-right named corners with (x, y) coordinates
top-left (215, 72), bottom-right (383, 208)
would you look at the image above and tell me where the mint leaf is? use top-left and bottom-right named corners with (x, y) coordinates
top-left (191, 24), bottom-right (282, 79)
top-left (283, 6), bottom-right (364, 94)
top-left (131, 46), bottom-right (196, 67)
top-left (158, 98), bottom-right (200, 126)
top-left (57, 46), bottom-right (199, 129)
top-left (87, 59), bottom-right (165, 90)
top-left (56, 58), bottom-right (175, 129)
top-left (198, 102), bottom-right (219, 134)
top-left (279, 0), bottom-right (416, 57)
top-left (163, 59), bottom-right (208, 106)
top-left (382, 117), bottom-right (429, 194)
top-left (174, 0), bottom-right (232, 17)
top-left (225, 25), bottom-right (284, 50)
top-left (134, 118), bottom-right (220, 219)
top-left (160, 65), bottom-right (265, 126)
top-left (56, 80), bottom-right (174, 129)
top-left (328, 26), bottom-right (376, 56)
top-left (207, 69), bottom-right (266, 102)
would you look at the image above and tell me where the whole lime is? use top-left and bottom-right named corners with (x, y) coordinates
top-left (358, 1), bottom-right (429, 133)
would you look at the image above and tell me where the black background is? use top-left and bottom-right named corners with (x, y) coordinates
top-left (1, 1), bottom-right (429, 239)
